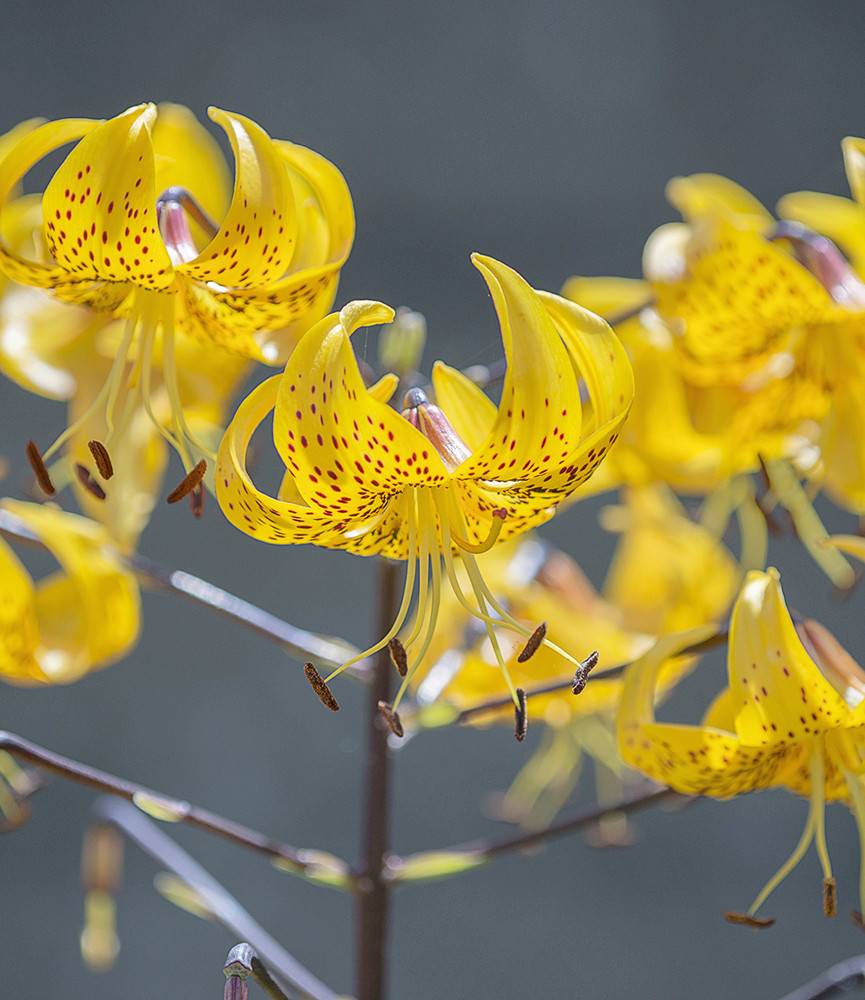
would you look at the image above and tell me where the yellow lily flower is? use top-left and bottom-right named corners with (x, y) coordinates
top-left (618, 568), bottom-right (865, 922)
top-left (0, 102), bottom-right (353, 482)
top-left (0, 500), bottom-right (139, 685)
top-left (0, 165), bottom-right (249, 547)
top-left (411, 486), bottom-right (736, 828)
top-left (565, 172), bottom-right (865, 510)
top-left (216, 254), bottom-right (634, 710)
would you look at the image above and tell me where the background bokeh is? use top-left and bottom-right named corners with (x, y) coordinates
top-left (2, 1), bottom-right (865, 996)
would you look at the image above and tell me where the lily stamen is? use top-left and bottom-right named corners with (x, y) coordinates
top-left (74, 463), bottom-right (107, 501)
top-left (26, 440), bottom-right (56, 496)
top-left (87, 440), bottom-right (114, 480)
top-left (517, 623), bottom-right (547, 663)
top-left (166, 459), bottom-right (208, 504)
top-left (450, 508), bottom-right (507, 555)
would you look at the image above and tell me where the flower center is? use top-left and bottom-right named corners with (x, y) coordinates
top-left (399, 387), bottom-right (471, 471)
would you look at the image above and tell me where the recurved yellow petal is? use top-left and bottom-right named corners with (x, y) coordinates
top-left (0, 500), bottom-right (140, 684)
top-left (727, 569), bottom-right (848, 746)
top-left (666, 173), bottom-right (771, 227)
top-left (42, 104), bottom-right (174, 289)
top-left (559, 275), bottom-right (651, 321)
top-left (843, 137), bottom-right (865, 208)
top-left (180, 108), bottom-right (294, 288)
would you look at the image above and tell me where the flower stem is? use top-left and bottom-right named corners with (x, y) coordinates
top-left (355, 559), bottom-right (400, 1000)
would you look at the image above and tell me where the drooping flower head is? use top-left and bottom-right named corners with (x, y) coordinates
top-left (619, 568), bottom-right (865, 923)
top-left (0, 500), bottom-right (139, 684)
top-left (563, 172), bottom-right (865, 505)
top-left (216, 254), bottom-right (634, 715)
top-left (0, 104), bottom-right (353, 499)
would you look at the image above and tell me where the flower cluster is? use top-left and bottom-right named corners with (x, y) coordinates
top-left (3, 102), bottom-right (865, 934)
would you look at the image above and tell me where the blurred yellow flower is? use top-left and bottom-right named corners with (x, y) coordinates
top-left (0, 103), bottom-right (352, 482)
top-left (217, 255), bottom-right (633, 709)
top-left (563, 172), bottom-right (865, 508)
top-left (0, 500), bottom-right (139, 685)
top-left (410, 486), bottom-right (737, 827)
top-left (619, 568), bottom-right (865, 922)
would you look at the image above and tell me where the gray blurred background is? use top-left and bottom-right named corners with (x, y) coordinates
top-left (2, 1), bottom-right (865, 996)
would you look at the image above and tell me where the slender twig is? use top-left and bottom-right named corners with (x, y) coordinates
top-left (451, 629), bottom-right (728, 725)
top-left (355, 559), bottom-right (399, 1000)
top-left (776, 954), bottom-right (865, 1000)
top-left (0, 508), bottom-right (362, 675)
top-left (224, 943), bottom-right (291, 1000)
top-left (0, 731), bottom-right (350, 884)
top-left (93, 798), bottom-right (338, 1000)
top-left (386, 785), bottom-right (680, 881)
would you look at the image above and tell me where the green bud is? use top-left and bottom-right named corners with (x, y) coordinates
top-left (378, 307), bottom-right (427, 377)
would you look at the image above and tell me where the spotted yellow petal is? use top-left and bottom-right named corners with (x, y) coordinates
top-left (274, 302), bottom-right (448, 523)
top-left (455, 254), bottom-right (582, 483)
top-left (431, 360), bottom-right (497, 451)
top-left (727, 569), bottom-right (849, 746)
top-left (656, 221), bottom-right (843, 385)
top-left (0, 116), bottom-right (98, 288)
top-left (179, 108), bottom-right (294, 288)
top-left (0, 532), bottom-right (40, 682)
top-left (42, 104), bottom-right (174, 289)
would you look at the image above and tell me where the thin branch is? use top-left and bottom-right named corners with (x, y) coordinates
top-left (224, 943), bottom-right (291, 1000)
top-left (776, 954), bottom-right (865, 1000)
top-left (451, 629), bottom-right (728, 725)
top-left (93, 798), bottom-right (339, 1000)
top-left (0, 507), bottom-right (361, 675)
top-left (0, 731), bottom-right (350, 886)
top-left (386, 784), bottom-right (681, 881)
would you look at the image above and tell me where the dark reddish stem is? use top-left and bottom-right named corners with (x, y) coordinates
top-left (355, 559), bottom-right (400, 1000)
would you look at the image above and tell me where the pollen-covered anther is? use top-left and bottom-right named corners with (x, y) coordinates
top-left (25, 440), bottom-right (55, 496)
top-left (88, 440), bottom-right (114, 480)
top-left (166, 460), bottom-right (208, 504)
top-left (400, 387), bottom-right (471, 470)
top-left (514, 688), bottom-right (528, 742)
top-left (75, 464), bottom-right (107, 501)
top-left (517, 623), bottom-right (547, 663)
top-left (388, 638), bottom-right (408, 677)
top-left (824, 877), bottom-right (837, 918)
top-left (572, 650), bottom-right (600, 695)
top-left (378, 700), bottom-right (404, 737)
top-left (304, 663), bottom-right (340, 712)
top-left (724, 911), bottom-right (776, 929)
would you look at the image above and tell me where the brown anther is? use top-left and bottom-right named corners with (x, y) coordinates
top-left (25, 440), bottom-right (55, 496)
top-left (166, 459), bottom-right (207, 504)
top-left (388, 638), bottom-right (408, 677)
top-left (303, 663), bottom-right (340, 712)
top-left (572, 650), bottom-right (600, 695)
top-left (378, 700), bottom-right (404, 737)
top-left (75, 464), bottom-right (107, 500)
top-left (189, 485), bottom-right (205, 520)
top-left (514, 687), bottom-right (528, 742)
top-left (852, 910), bottom-right (865, 932)
top-left (517, 623), bottom-right (547, 663)
top-left (87, 440), bottom-right (114, 479)
top-left (824, 877), bottom-right (838, 918)
top-left (724, 911), bottom-right (775, 928)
